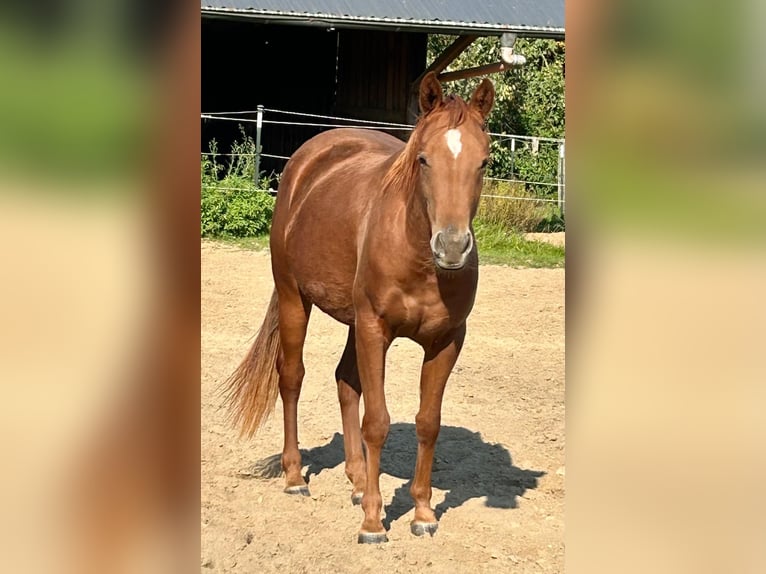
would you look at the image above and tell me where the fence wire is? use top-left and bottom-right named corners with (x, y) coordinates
top-left (202, 107), bottom-right (565, 207)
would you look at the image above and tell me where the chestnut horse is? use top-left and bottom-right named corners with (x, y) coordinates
top-left (223, 72), bottom-right (495, 543)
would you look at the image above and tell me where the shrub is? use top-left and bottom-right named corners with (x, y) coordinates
top-left (201, 182), bottom-right (274, 238)
top-left (201, 127), bottom-right (277, 238)
top-left (535, 207), bottom-right (566, 232)
top-left (477, 180), bottom-right (562, 233)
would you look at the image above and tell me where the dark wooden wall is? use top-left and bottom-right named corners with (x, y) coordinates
top-left (202, 18), bottom-right (427, 178)
top-left (335, 29), bottom-right (427, 126)
top-left (202, 19), bottom-right (338, 177)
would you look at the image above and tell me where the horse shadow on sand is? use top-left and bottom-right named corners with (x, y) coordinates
top-left (242, 423), bottom-right (545, 530)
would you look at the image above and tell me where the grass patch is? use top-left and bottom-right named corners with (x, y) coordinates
top-left (473, 220), bottom-right (564, 268)
top-left (478, 180), bottom-right (565, 233)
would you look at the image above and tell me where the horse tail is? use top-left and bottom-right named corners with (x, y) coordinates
top-left (222, 289), bottom-right (281, 438)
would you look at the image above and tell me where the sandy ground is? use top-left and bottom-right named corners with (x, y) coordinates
top-left (202, 239), bottom-right (565, 573)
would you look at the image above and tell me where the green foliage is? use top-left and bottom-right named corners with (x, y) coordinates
top-left (201, 139), bottom-right (221, 186)
top-left (201, 185), bottom-right (274, 238)
top-left (427, 36), bottom-right (565, 139)
top-left (489, 138), bottom-right (562, 195)
top-left (201, 129), bottom-right (276, 238)
top-left (510, 40), bottom-right (565, 138)
top-left (511, 144), bottom-right (560, 191)
top-left (535, 208), bottom-right (566, 233)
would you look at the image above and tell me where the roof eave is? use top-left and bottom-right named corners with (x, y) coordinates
top-left (200, 7), bottom-right (565, 39)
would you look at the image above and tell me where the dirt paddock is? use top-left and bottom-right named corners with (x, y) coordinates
top-left (202, 239), bottom-right (565, 573)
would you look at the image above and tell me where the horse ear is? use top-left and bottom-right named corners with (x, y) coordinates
top-left (419, 72), bottom-right (443, 115)
top-left (470, 78), bottom-right (495, 120)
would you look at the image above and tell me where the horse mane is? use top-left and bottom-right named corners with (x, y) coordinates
top-left (382, 95), bottom-right (472, 195)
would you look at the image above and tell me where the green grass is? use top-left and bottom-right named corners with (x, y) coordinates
top-left (208, 222), bottom-right (564, 269)
top-left (473, 220), bottom-right (565, 268)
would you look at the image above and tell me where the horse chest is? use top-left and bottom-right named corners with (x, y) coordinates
top-left (387, 280), bottom-right (475, 341)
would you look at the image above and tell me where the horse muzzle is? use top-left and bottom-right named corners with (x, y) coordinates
top-left (430, 227), bottom-right (473, 270)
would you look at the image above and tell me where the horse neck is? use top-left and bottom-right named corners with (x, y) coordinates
top-left (402, 177), bottom-right (433, 250)
top-left (378, 141), bottom-right (431, 242)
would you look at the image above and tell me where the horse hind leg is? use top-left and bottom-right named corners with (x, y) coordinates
top-left (276, 288), bottom-right (312, 496)
top-left (335, 327), bottom-right (366, 505)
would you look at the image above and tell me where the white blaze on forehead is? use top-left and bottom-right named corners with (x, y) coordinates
top-left (445, 128), bottom-right (462, 159)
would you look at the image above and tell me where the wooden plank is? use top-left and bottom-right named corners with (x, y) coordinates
top-left (423, 34), bottom-right (479, 76)
top-left (438, 61), bottom-right (520, 83)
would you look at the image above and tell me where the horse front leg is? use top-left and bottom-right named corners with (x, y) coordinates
top-left (410, 323), bottom-right (466, 537)
top-left (354, 309), bottom-right (392, 544)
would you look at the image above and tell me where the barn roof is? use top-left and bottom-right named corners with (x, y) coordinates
top-left (201, 0), bottom-right (565, 39)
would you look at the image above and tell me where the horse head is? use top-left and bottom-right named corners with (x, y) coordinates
top-left (415, 72), bottom-right (495, 270)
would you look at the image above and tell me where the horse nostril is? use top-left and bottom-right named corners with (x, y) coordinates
top-left (460, 233), bottom-right (471, 252)
top-left (435, 232), bottom-right (447, 254)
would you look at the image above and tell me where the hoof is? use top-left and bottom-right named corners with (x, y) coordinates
top-left (411, 521), bottom-right (439, 537)
top-left (284, 485), bottom-right (310, 497)
top-left (351, 492), bottom-right (364, 506)
top-left (357, 531), bottom-right (388, 544)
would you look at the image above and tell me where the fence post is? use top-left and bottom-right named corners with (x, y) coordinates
top-left (510, 137), bottom-right (516, 176)
top-left (254, 104), bottom-right (264, 186)
top-left (557, 142), bottom-right (565, 215)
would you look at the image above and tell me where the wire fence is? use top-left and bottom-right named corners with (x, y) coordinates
top-left (201, 106), bottom-right (565, 210)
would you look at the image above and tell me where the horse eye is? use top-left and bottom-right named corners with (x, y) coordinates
top-left (480, 158), bottom-right (489, 170)
top-left (418, 154), bottom-right (429, 167)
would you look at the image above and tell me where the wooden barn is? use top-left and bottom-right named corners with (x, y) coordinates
top-left (201, 0), bottom-right (564, 176)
